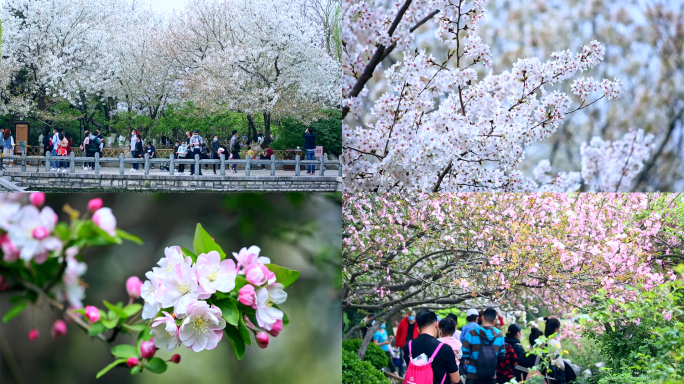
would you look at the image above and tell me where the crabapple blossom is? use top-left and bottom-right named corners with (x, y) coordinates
top-left (195, 251), bottom-right (237, 296)
top-left (1, 234), bottom-right (21, 262)
top-left (127, 357), bottom-right (139, 368)
top-left (268, 319), bottom-right (283, 338)
top-left (29, 193), bottom-right (45, 208)
top-left (255, 332), bottom-right (270, 349)
top-left (150, 311), bottom-right (181, 352)
top-left (238, 284), bottom-right (257, 308)
top-left (245, 263), bottom-right (276, 287)
top-left (51, 320), bottom-right (67, 339)
top-left (140, 340), bottom-right (156, 358)
top-left (179, 300), bottom-right (226, 352)
top-left (153, 246), bottom-right (192, 278)
top-left (84, 306), bottom-right (101, 323)
top-left (232, 246), bottom-right (271, 272)
top-left (92, 208), bottom-right (117, 237)
top-left (8, 205), bottom-right (62, 264)
top-left (140, 271), bottom-right (165, 320)
top-left (171, 354), bottom-right (181, 364)
top-left (87, 198), bottom-right (103, 213)
top-left (255, 284), bottom-right (287, 331)
top-left (28, 329), bottom-right (39, 341)
top-left (161, 263), bottom-right (201, 316)
top-left (126, 276), bottom-right (143, 299)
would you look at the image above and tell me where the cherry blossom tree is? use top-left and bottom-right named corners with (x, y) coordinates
top-left (342, 0), bottom-right (654, 192)
top-left (342, 193), bottom-right (682, 358)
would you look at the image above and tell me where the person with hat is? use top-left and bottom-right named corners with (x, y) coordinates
top-left (460, 309), bottom-right (481, 345)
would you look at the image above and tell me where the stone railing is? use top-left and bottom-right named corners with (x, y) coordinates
top-left (3, 152), bottom-right (341, 177)
top-left (25, 146), bottom-right (298, 160)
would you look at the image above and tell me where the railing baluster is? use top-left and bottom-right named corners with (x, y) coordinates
top-left (319, 153), bottom-right (325, 176)
top-left (169, 153), bottom-right (175, 175)
top-left (220, 154), bottom-right (226, 176)
top-left (144, 153), bottom-right (150, 175)
top-left (119, 153), bottom-right (125, 175)
top-left (295, 155), bottom-right (300, 177)
top-left (195, 154), bottom-right (200, 176)
top-left (245, 156), bottom-right (251, 176)
top-left (95, 152), bottom-right (101, 175)
top-left (270, 154), bottom-right (276, 176)
top-left (69, 152), bottom-right (75, 174)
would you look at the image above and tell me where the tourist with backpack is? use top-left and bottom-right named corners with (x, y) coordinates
top-left (395, 310), bottom-right (420, 376)
top-left (402, 310), bottom-right (460, 384)
top-left (373, 322), bottom-right (397, 374)
top-left (437, 317), bottom-right (463, 367)
top-left (230, 130), bottom-right (240, 173)
top-left (495, 324), bottom-right (519, 384)
top-left (460, 309), bottom-right (481, 345)
top-left (462, 308), bottom-right (505, 384)
top-left (503, 324), bottom-right (539, 383)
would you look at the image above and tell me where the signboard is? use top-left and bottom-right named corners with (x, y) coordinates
top-left (315, 146), bottom-right (324, 158)
top-left (14, 122), bottom-right (29, 154)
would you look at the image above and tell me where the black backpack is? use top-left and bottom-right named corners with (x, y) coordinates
top-left (88, 137), bottom-right (101, 151)
top-left (474, 329), bottom-right (498, 379)
top-left (232, 139), bottom-right (241, 153)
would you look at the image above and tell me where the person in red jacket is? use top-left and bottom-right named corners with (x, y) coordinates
top-left (394, 310), bottom-right (419, 376)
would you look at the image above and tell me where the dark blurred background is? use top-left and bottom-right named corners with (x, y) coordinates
top-left (0, 193), bottom-right (342, 384)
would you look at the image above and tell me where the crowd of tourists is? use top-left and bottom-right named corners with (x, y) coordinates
top-left (367, 308), bottom-right (578, 384)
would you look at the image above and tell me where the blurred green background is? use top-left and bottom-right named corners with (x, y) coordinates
top-left (0, 193), bottom-right (342, 384)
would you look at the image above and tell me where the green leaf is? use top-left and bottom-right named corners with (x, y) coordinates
top-left (72, 308), bottom-right (86, 315)
top-left (116, 229), bottom-right (143, 245)
top-left (111, 344), bottom-right (139, 359)
top-left (8, 295), bottom-right (28, 304)
top-left (96, 359), bottom-right (126, 379)
top-left (143, 357), bottom-right (167, 374)
top-left (102, 315), bottom-right (119, 329)
top-left (234, 276), bottom-right (249, 291)
top-left (265, 264), bottom-right (300, 288)
top-left (138, 325), bottom-right (152, 341)
top-left (238, 315), bottom-right (252, 346)
top-left (193, 223), bottom-right (226, 259)
top-left (103, 301), bottom-right (128, 321)
top-left (214, 298), bottom-right (239, 326)
top-left (130, 365), bottom-right (142, 375)
top-left (224, 325), bottom-right (246, 360)
top-left (89, 321), bottom-right (105, 336)
top-left (180, 247), bottom-right (197, 263)
top-left (122, 304), bottom-right (142, 317)
top-left (122, 323), bottom-right (147, 333)
top-left (2, 301), bottom-right (29, 323)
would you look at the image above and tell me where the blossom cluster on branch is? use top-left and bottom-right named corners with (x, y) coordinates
top-left (341, 0), bottom-right (654, 192)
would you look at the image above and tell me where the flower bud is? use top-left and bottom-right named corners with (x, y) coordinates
top-left (30, 193), bottom-right (45, 207)
top-left (126, 357), bottom-right (139, 368)
top-left (140, 340), bottom-right (156, 359)
top-left (126, 276), bottom-right (143, 299)
top-left (32, 226), bottom-right (50, 240)
top-left (268, 319), bottom-right (283, 337)
top-left (171, 354), bottom-right (181, 364)
top-left (92, 208), bottom-right (117, 237)
top-left (51, 320), bottom-right (67, 339)
top-left (255, 331), bottom-right (269, 349)
top-left (237, 284), bottom-right (257, 308)
top-left (244, 263), bottom-right (275, 286)
top-left (28, 329), bottom-right (39, 341)
top-left (87, 198), bottom-right (103, 212)
top-left (84, 306), bottom-right (101, 323)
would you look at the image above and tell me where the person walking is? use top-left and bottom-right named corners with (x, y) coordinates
top-left (2, 129), bottom-right (15, 169)
top-left (131, 134), bottom-right (143, 172)
top-left (175, 140), bottom-right (188, 175)
top-left (129, 129), bottom-right (138, 171)
top-left (56, 133), bottom-right (69, 173)
top-left (372, 322), bottom-right (397, 374)
top-left (447, 314), bottom-right (461, 341)
top-left (209, 135), bottom-right (221, 174)
top-left (230, 130), bottom-right (240, 174)
top-left (402, 310), bottom-right (460, 384)
top-left (503, 324), bottom-right (538, 383)
top-left (81, 130), bottom-right (92, 170)
top-left (395, 310), bottom-right (419, 376)
top-left (461, 309), bottom-right (481, 345)
top-left (462, 308), bottom-right (505, 384)
top-left (302, 127), bottom-right (316, 174)
top-left (42, 128), bottom-right (53, 169)
top-left (541, 317), bottom-right (569, 384)
top-left (188, 130), bottom-right (204, 176)
top-left (495, 324), bottom-right (519, 384)
top-left (438, 317), bottom-right (463, 370)
top-left (145, 141), bottom-right (156, 169)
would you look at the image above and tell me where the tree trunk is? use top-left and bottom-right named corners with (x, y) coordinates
top-left (246, 114), bottom-right (258, 146)
top-left (262, 112), bottom-right (272, 147)
top-left (358, 321), bottom-right (381, 361)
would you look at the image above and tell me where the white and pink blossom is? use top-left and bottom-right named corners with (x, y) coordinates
top-left (161, 263), bottom-right (201, 316)
top-left (8, 205), bottom-right (62, 264)
top-left (179, 300), bottom-right (226, 352)
top-left (195, 251), bottom-right (237, 296)
top-left (255, 283), bottom-right (287, 331)
top-left (150, 311), bottom-right (181, 352)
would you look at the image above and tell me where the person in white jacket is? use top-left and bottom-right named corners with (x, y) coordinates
top-left (2, 129), bottom-right (15, 168)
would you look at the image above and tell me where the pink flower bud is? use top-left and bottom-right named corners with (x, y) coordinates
top-left (84, 306), bottom-right (101, 323)
top-left (244, 263), bottom-right (275, 286)
top-left (30, 192), bottom-right (45, 207)
top-left (28, 329), bottom-right (39, 341)
top-left (126, 276), bottom-right (143, 299)
top-left (237, 284), bottom-right (257, 308)
top-left (268, 319), bottom-right (283, 337)
top-left (126, 357), bottom-right (139, 368)
top-left (87, 198), bottom-right (103, 212)
top-left (32, 226), bottom-right (50, 240)
top-left (171, 354), bottom-right (181, 364)
top-left (51, 320), bottom-right (67, 339)
top-left (255, 331), bottom-right (269, 349)
top-left (140, 340), bottom-right (156, 359)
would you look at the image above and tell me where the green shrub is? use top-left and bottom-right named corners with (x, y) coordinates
top-left (343, 350), bottom-right (390, 384)
top-left (342, 338), bottom-right (389, 370)
top-left (271, 109), bottom-right (341, 156)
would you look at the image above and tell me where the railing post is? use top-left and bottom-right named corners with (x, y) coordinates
top-left (119, 153), bottom-right (125, 175)
top-left (169, 154), bottom-right (175, 175)
top-left (195, 154), bottom-right (200, 176)
top-left (69, 152), bottom-right (75, 174)
top-left (270, 154), bottom-right (276, 177)
top-left (95, 152), bottom-right (101, 175)
top-left (295, 155), bottom-right (300, 176)
top-left (319, 153), bottom-right (325, 176)
top-left (144, 153), bottom-right (150, 175)
top-left (36, 155), bottom-right (41, 173)
top-left (22, 151), bottom-right (27, 172)
top-left (220, 153), bottom-right (226, 176)
top-left (245, 156), bottom-right (251, 176)
top-left (338, 160), bottom-right (343, 177)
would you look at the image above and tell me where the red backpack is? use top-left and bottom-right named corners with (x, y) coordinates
top-left (403, 340), bottom-right (446, 384)
top-left (496, 342), bottom-right (518, 381)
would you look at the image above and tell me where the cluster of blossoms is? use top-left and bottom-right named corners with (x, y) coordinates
top-left (138, 245), bottom-right (289, 353)
top-left (341, 0), bottom-right (651, 192)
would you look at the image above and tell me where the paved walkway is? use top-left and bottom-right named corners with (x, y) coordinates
top-left (1, 164), bottom-right (329, 178)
